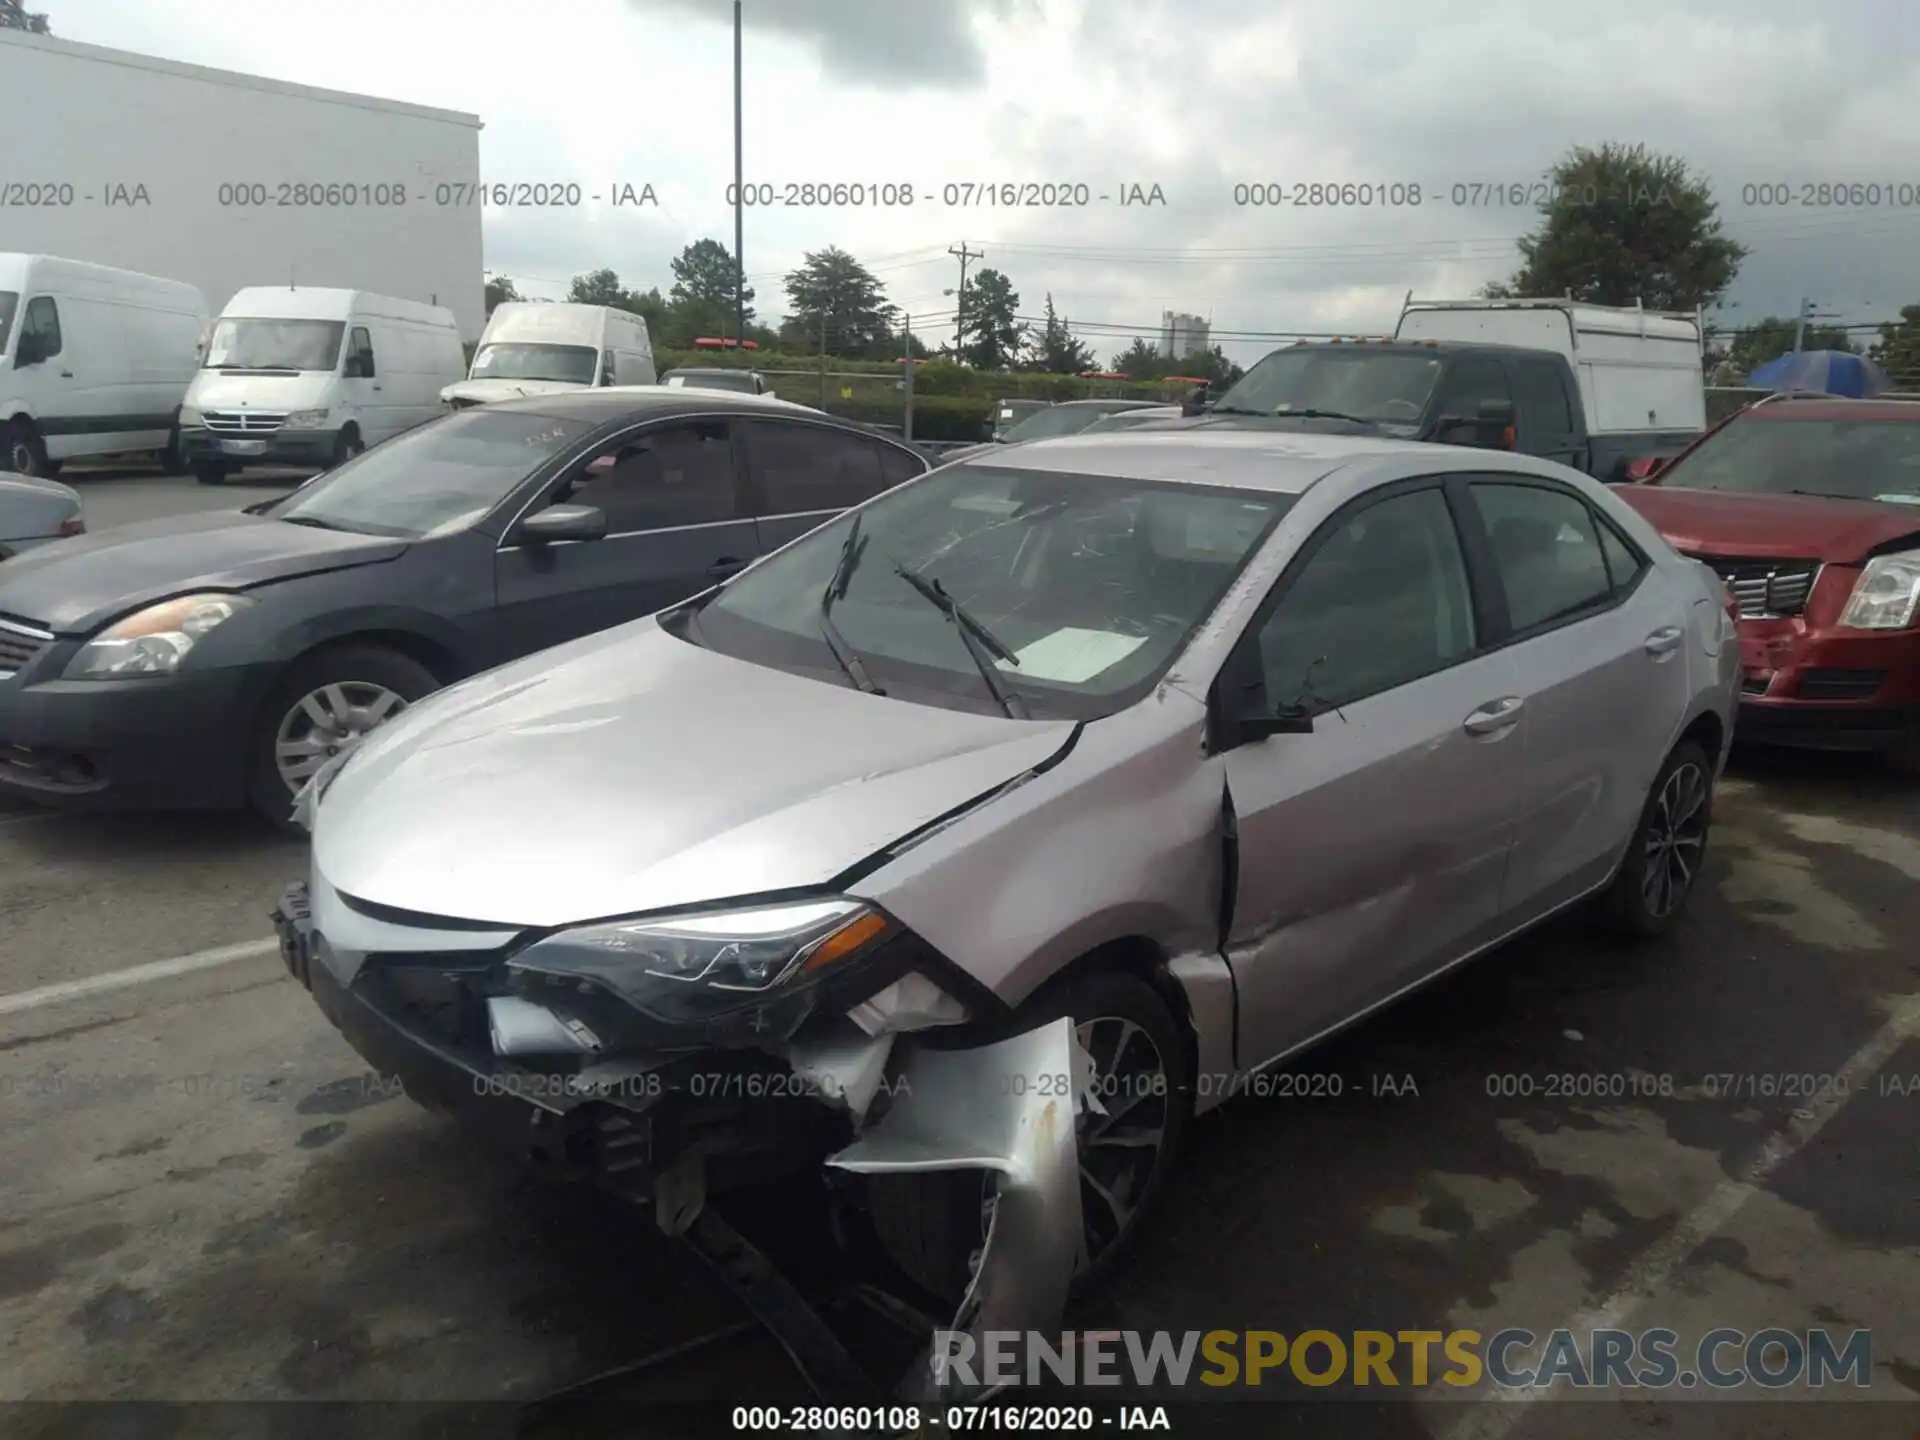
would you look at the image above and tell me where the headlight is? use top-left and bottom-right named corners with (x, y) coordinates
top-left (285, 408), bottom-right (329, 429)
top-left (506, 898), bottom-right (894, 1047)
top-left (65, 593), bottom-right (254, 678)
top-left (178, 405), bottom-right (204, 427)
top-left (1838, 549), bottom-right (1920, 630)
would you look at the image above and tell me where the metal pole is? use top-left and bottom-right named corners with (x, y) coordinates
top-left (733, 0), bottom-right (745, 353)
top-left (819, 310), bottom-right (828, 406)
top-left (903, 314), bottom-right (915, 442)
top-left (1793, 297), bottom-right (1809, 353)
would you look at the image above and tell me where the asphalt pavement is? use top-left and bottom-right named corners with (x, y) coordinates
top-left (0, 478), bottom-right (1915, 1438)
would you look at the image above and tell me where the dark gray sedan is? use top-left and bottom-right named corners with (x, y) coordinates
top-left (0, 390), bottom-right (927, 823)
top-left (0, 472), bottom-right (84, 560)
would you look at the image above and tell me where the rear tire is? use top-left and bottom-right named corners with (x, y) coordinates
top-left (247, 645), bottom-right (442, 830)
top-left (865, 969), bottom-right (1191, 1305)
top-left (3, 420), bottom-right (51, 478)
top-left (1596, 738), bottom-right (1714, 939)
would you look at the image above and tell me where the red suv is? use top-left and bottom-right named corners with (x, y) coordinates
top-left (1615, 396), bottom-right (1920, 770)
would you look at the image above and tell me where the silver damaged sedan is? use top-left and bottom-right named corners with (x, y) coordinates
top-left (276, 429), bottom-right (1738, 1378)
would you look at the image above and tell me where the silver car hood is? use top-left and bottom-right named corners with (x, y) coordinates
top-left (312, 620), bottom-right (1078, 928)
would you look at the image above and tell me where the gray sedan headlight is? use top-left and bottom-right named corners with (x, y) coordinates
top-left (506, 898), bottom-right (893, 1046)
top-left (65, 593), bottom-right (254, 678)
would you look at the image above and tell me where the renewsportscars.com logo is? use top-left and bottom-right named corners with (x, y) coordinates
top-left (930, 1327), bottom-right (1875, 1392)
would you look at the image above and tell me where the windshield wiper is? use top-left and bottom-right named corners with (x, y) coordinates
top-left (891, 563), bottom-right (1029, 719)
top-left (818, 513), bottom-right (883, 695)
top-left (1273, 408), bottom-right (1377, 424)
top-left (278, 514), bottom-right (356, 532)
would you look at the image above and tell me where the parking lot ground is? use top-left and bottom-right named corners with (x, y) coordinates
top-left (57, 462), bottom-right (311, 531)
top-left (0, 752), bottom-right (1914, 1439)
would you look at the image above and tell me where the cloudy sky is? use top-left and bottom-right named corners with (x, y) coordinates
top-left (54, 0), bottom-right (1920, 363)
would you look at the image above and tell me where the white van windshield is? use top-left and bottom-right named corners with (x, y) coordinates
top-left (205, 318), bottom-right (345, 372)
top-left (471, 342), bottom-right (597, 384)
top-left (0, 293), bottom-right (16, 353)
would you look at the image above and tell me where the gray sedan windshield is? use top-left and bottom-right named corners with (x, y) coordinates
top-left (268, 410), bottom-right (594, 538)
top-left (694, 462), bottom-right (1291, 718)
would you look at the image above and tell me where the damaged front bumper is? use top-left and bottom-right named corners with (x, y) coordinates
top-left (274, 882), bottom-right (1088, 1399)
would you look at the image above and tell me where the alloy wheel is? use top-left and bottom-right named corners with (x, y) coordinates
top-left (974, 1012), bottom-right (1174, 1276)
top-left (273, 681), bottom-right (408, 794)
top-left (1641, 761), bottom-right (1709, 918)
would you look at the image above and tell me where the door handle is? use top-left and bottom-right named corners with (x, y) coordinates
top-left (59, 370), bottom-right (73, 378)
top-left (706, 556), bottom-right (749, 579)
top-left (1645, 625), bottom-right (1684, 657)
top-left (1463, 696), bottom-right (1524, 736)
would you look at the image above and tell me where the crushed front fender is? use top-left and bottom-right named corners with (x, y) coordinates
top-left (824, 1016), bottom-right (1085, 1403)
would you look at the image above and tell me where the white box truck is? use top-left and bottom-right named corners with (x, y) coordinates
top-left (181, 288), bottom-right (465, 482)
top-left (0, 29), bottom-right (483, 343)
top-left (441, 304), bottom-right (656, 409)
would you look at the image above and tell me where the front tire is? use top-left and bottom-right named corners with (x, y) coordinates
top-left (3, 420), bottom-right (52, 478)
top-left (330, 426), bottom-right (364, 469)
top-left (1597, 738), bottom-right (1714, 938)
top-left (866, 969), bottom-right (1191, 1304)
top-left (158, 429), bottom-right (189, 476)
top-left (195, 463), bottom-right (233, 486)
top-left (248, 645), bottom-right (442, 829)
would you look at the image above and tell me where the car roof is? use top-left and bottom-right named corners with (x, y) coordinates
top-left (1739, 397), bottom-right (1920, 422)
top-left (971, 427), bottom-right (1485, 494)
top-left (479, 388), bottom-right (807, 421)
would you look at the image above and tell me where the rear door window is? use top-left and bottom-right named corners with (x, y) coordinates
top-left (748, 420), bottom-right (889, 516)
top-left (563, 420), bottom-right (742, 531)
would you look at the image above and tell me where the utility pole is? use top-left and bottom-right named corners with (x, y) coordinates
top-left (732, 0), bottom-right (745, 353)
top-left (902, 314), bottom-right (915, 442)
top-left (819, 309), bottom-right (829, 407)
top-left (949, 242), bottom-right (982, 356)
top-left (1793, 297), bottom-right (1812, 353)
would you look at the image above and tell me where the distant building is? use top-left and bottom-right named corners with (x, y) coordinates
top-left (1160, 311), bottom-right (1209, 360)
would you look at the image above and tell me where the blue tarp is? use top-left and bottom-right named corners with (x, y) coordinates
top-left (1747, 349), bottom-right (1889, 398)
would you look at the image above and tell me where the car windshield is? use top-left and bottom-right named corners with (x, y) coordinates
top-left (1082, 411), bottom-right (1171, 434)
top-left (1660, 416), bottom-right (1920, 504)
top-left (1214, 348), bottom-right (1444, 422)
top-left (1001, 405), bottom-right (1141, 442)
top-left (266, 409), bottom-right (595, 538)
top-left (688, 462), bottom-right (1292, 720)
top-left (470, 342), bottom-right (598, 384)
top-left (0, 292), bottom-right (16, 354)
top-left (205, 318), bottom-right (346, 372)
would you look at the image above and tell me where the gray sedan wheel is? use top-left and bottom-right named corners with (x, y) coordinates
top-left (866, 970), bottom-right (1190, 1304)
top-left (1598, 738), bottom-right (1713, 938)
top-left (249, 646), bottom-right (441, 827)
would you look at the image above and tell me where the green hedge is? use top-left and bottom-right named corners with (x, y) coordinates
top-left (822, 394), bottom-right (994, 442)
top-left (652, 348), bottom-right (1173, 405)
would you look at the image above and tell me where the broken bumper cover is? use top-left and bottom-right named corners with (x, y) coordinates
top-left (274, 881), bottom-right (1090, 1388)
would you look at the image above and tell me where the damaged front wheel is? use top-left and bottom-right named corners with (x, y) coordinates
top-left (866, 970), bottom-right (1190, 1304)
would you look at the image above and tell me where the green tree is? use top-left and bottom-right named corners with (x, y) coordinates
top-left (0, 2), bottom-right (52, 33)
top-left (781, 247), bottom-right (898, 357)
top-left (668, 239), bottom-right (755, 341)
top-left (1724, 315), bottom-right (1854, 378)
top-left (1170, 344), bottom-right (1243, 389)
top-left (1869, 305), bottom-right (1920, 389)
top-left (1490, 143), bottom-right (1747, 312)
top-left (1109, 337), bottom-right (1166, 379)
top-left (958, 268), bottom-right (1023, 370)
top-left (568, 268), bottom-right (639, 309)
top-left (1024, 294), bottom-right (1094, 374)
top-left (483, 275), bottom-right (522, 314)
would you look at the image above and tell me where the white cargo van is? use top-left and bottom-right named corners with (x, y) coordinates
top-left (1395, 297), bottom-right (1707, 445)
top-left (0, 253), bottom-right (210, 479)
top-left (181, 287), bottom-right (465, 483)
top-left (441, 303), bottom-right (655, 409)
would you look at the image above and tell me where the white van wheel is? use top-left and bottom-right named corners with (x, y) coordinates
top-left (331, 428), bottom-right (364, 467)
top-left (3, 421), bottom-right (51, 478)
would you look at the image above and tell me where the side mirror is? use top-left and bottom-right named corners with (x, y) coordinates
top-left (1209, 650), bottom-right (1315, 750)
top-left (1623, 455), bottom-right (1668, 482)
top-left (518, 503), bottom-right (607, 544)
